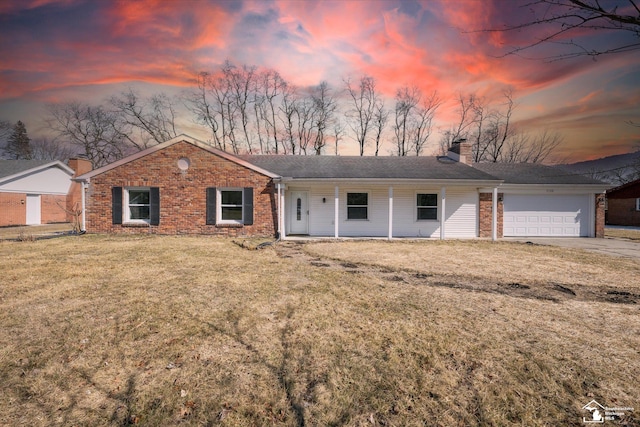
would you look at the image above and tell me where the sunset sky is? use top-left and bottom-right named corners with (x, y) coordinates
top-left (0, 0), bottom-right (638, 162)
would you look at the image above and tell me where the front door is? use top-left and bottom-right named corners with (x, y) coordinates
top-left (289, 191), bottom-right (309, 234)
top-left (26, 194), bottom-right (41, 225)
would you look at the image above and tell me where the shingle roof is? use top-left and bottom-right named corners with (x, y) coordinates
top-left (0, 160), bottom-right (56, 180)
top-left (472, 163), bottom-right (608, 185)
top-left (242, 155), bottom-right (501, 181)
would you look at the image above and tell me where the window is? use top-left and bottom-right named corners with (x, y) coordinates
top-left (112, 187), bottom-right (160, 226)
top-left (220, 189), bottom-right (243, 222)
top-left (636, 198), bottom-right (640, 211)
top-left (126, 189), bottom-right (150, 222)
top-left (347, 192), bottom-right (368, 220)
top-left (417, 193), bottom-right (438, 220)
top-left (206, 187), bottom-right (253, 226)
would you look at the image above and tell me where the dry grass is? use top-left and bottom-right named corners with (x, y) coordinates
top-left (606, 227), bottom-right (640, 241)
top-left (0, 223), bottom-right (72, 240)
top-left (1, 236), bottom-right (639, 426)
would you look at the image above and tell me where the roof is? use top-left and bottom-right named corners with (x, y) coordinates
top-left (0, 160), bottom-right (56, 180)
top-left (75, 135), bottom-right (280, 181)
top-left (0, 160), bottom-right (74, 184)
top-left (242, 155), bottom-right (501, 182)
top-left (473, 163), bottom-right (609, 185)
top-left (606, 178), bottom-right (640, 198)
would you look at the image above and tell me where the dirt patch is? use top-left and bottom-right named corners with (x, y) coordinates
top-left (274, 241), bottom-right (640, 305)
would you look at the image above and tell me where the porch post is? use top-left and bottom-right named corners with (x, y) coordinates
top-left (334, 185), bottom-right (339, 238)
top-left (440, 187), bottom-right (446, 240)
top-left (388, 186), bottom-right (393, 240)
top-left (492, 187), bottom-right (498, 241)
top-left (280, 186), bottom-right (286, 240)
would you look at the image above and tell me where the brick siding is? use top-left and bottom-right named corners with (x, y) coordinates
top-left (607, 197), bottom-right (640, 227)
top-left (478, 192), bottom-right (503, 238)
top-left (85, 141), bottom-right (277, 236)
top-left (0, 193), bottom-right (26, 226)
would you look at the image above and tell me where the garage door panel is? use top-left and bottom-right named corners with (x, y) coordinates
top-left (504, 194), bottom-right (589, 237)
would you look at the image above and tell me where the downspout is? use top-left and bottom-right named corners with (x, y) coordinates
top-left (81, 181), bottom-right (87, 232)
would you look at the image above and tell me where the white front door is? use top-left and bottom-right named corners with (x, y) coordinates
top-left (289, 191), bottom-right (309, 234)
top-left (26, 194), bottom-right (41, 225)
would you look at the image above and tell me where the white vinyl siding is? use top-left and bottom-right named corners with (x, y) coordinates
top-left (291, 185), bottom-right (479, 238)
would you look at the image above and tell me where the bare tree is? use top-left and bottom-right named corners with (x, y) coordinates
top-left (311, 81), bottom-right (337, 155)
top-left (500, 130), bottom-right (563, 163)
top-left (223, 63), bottom-right (257, 153)
top-left (294, 95), bottom-right (317, 155)
top-left (186, 71), bottom-right (224, 149)
top-left (30, 137), bottom-right (77, 161)
top-left (372, 101), bottom-right (389, 156)
top-left (439, 93), bottom-right (477, 155)
top-left (333, 121), bottom-right (345, 155)
top-left (110, 89), bottom-right (179, 150)
top-left (393, 86), bottom-right (420, 156)
top-left (46, 101), bottom-right (129, 168)
top-left (259, 69), bottom-right (287, 154)
top-left (475, 91), bottom-right (516, 162)
top-left (408, 91), bottom-right (441, 156)
top-left (345, 75), bottom-right (378, 156)
top-left (482, 0), bottom-right (640, 60)
top-left (278, 83), bottom-right (299, 155)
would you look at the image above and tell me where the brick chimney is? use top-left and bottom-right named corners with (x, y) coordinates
top-left (66, 158), bottom-right (92, 222)
top-left (448, 139), bottom-right (472, 165)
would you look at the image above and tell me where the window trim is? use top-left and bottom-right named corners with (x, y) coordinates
top-left (346, 191), bottom-right (369, 221)
top-left (217, 188), bottom-right (245, 225)
top-left (416, 192), bottom-right (438, 221)
top-left (124, 187), bottom-right (151, 224)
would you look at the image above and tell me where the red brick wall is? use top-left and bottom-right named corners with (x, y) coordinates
top-left (0, 193), bottom-right (67, 226)
top-left (0, 193), bottom-right (25, 226)
top-left (607, 197), bottom-right (640, 227)
top-left (594, 193), bottom-right (606, 237)
top-left (86, 141), bottom-right (277, 236)
top-left (42, 194), bottom-right (68, 223)
top-left (478, 192), bottom-right (503, 238)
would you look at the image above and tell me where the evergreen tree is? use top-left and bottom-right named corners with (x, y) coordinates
top-left (6, 121), bottom-right (32, 159)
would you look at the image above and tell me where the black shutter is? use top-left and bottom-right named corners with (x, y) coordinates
top-left (149, 187), bottom-right (160, 226)
top-left (243, 187), bottom-right (253, 225)
top-left (206, 187), bottom-right (217, 225)
top-left (112, 187), bottom-right (122, 225)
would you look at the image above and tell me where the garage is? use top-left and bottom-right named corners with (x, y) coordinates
top-left (503, 194), bottom-right (590, 237)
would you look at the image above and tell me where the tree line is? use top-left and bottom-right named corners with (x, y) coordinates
top-left (1, 60), bottom-right (563, 168)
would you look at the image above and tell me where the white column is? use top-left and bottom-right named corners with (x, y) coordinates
top-left (440, 187), bottom-right (446, 240)
top-left (280, 186), bottom-right (286, 240)
top-left (492, 187), bottom-right (498, 241)
top-left (388, 186), bottom-right (393, 240)
top-left (81, 181), bottom-right (87, 232)
top-left (334, 185), bottom-right (339, 238)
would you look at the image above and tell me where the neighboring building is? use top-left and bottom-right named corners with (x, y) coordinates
top-left (0, 159), bottom-right (92, 227)
top-left (606, 179), bottom-right (640, 227)
top-left (74, 135), bottom-right (610, 239)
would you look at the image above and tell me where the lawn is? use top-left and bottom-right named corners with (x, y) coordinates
top-left (1, 235), bottom-right (638, 426)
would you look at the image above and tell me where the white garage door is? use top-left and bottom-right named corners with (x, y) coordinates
top-left (503, 194), bottom-right (590, 237)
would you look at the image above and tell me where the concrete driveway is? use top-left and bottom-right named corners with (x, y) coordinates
top-left (506, 237), bottom-right (640, 260)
